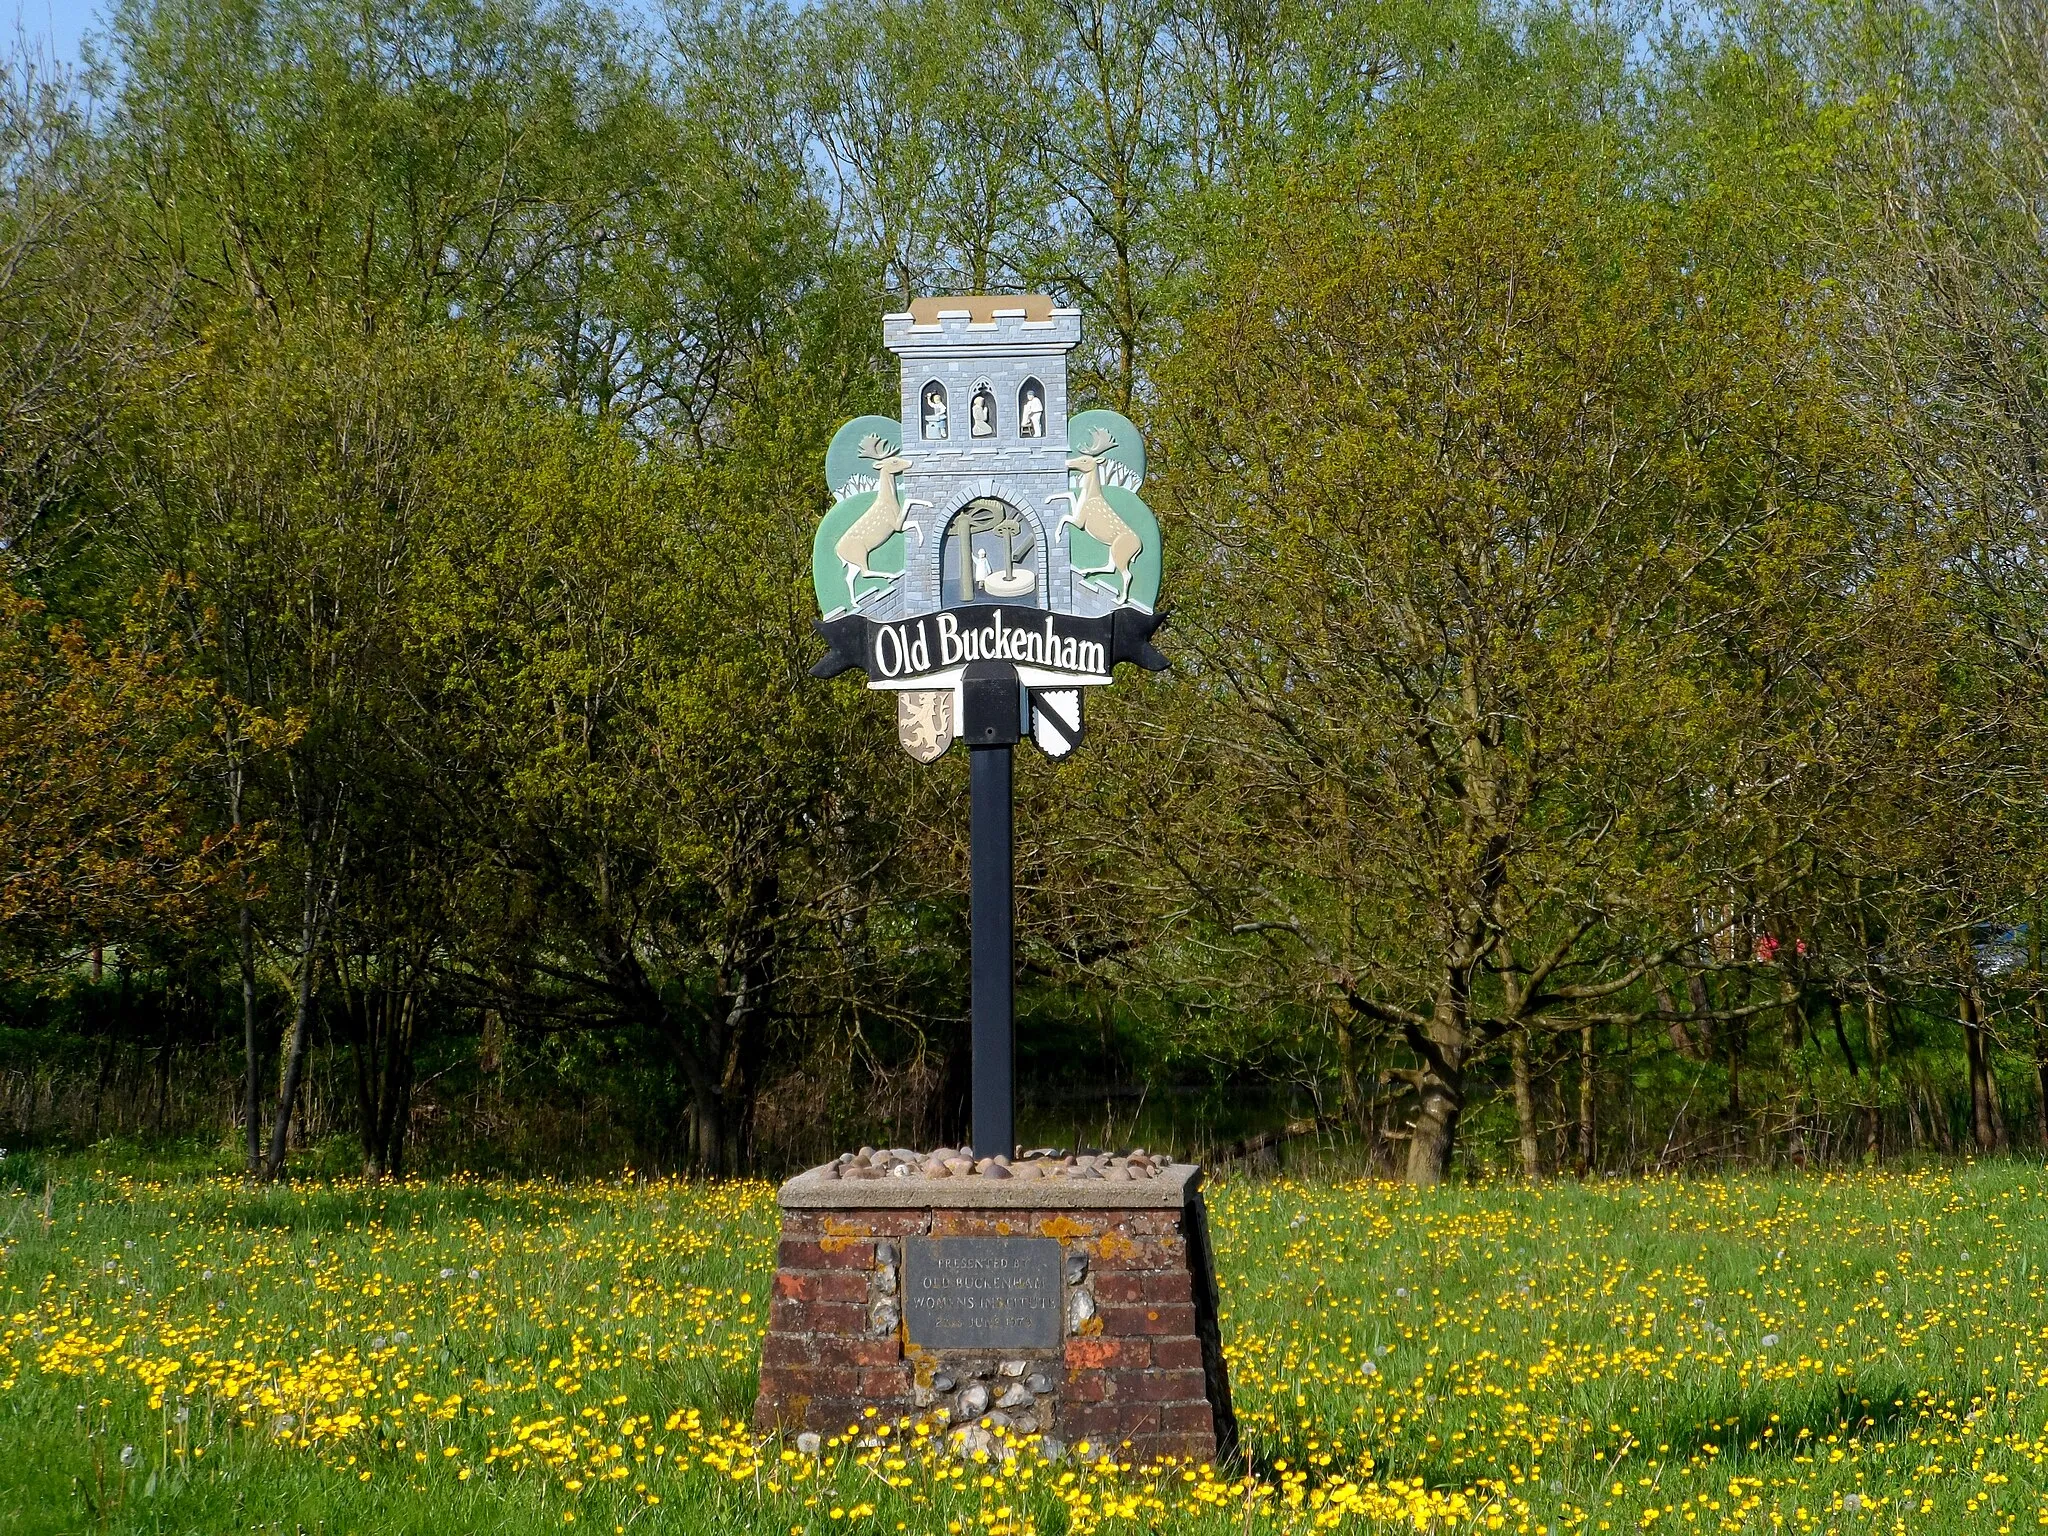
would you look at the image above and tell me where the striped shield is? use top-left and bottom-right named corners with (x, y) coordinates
top-left (1030, 688), bottom-right (1083, 758)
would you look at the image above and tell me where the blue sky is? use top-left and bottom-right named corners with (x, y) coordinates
top-left (11, 0), bottom-right (100, 66)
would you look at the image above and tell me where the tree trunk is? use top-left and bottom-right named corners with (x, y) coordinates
top-left (1961, 983), bottom-right (2001, 1152)
top-left (1549, 1045), bottom-right (1570, 1172)
top-left (1656, 976), bottom-right (1701, 1061)
top-left (1335, 786), bottom-right (1364, 1130)
top-left (1856, 888), bottom-right (1883, 1162)
top-left (230, 761), bottom-right (263, 1178)
top-left (1512, 1028), bottom-right (1542, 1180)
top-left (1336, 1009), bottom-right (1364, 1129)
top-left (2032, 908), bottom-right (2048, 1150)
top-left (239, 900), bottom-right (261, 1175)
top-left (347, 968), bottom-right (378, 1175)
top-left (1726, 1024), bottom-right (1742, 1123)
top-left (2035, 1006), bottom-right (2048, 1152)
top-left (153, 1028), bottom-right (171, 1136)
top-left (90, 1035), bottom-right (112, 1142)
top-left (1402, 1001), bottom-right (1468, 1187)
top-left (374, 991), bottom-right (417, 1178)
top-left (263, 855), bottom-right (332, 1182)
top-left (1988, 1032), bottom-right (2011, 1149)
top-left (690, 1078), bottom-right (727, 1175)
top-left (1576, 1024), bottom-right (1595, 1175)
top-left (1925, 1072), bottom-right (1957, 1155)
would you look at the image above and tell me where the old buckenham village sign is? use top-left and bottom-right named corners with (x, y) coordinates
top-left (809, 295), bottom-right (1167, 1157)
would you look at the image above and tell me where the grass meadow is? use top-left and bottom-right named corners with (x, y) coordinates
top-left (3, 1155), bottom-right (2047, 1535)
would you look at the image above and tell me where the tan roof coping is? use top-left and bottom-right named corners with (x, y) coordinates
top-left (906, 294), bottom-right (1058, 324)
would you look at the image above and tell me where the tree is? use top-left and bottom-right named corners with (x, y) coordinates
top-left (0, 49), bottom-right (161, 563)
top-left (404, 342), bottom-right (930, 1173)
top-left (1149, 112), bottom-right (1874, 1183)
top-left (131, 316), bottom-right (503, 1178)
top-left (0, 579), bottom-right (255, 970)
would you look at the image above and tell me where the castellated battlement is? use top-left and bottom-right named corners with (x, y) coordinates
top-left (885, 296), bottom-right (1081, 465)
top-left (878, 296), bottom-right (1118, 618)
top-left (884, 294), bottom-right (1082, 350)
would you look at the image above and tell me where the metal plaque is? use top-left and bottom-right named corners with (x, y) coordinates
top-left (903, 1236), bottom-right (1063, 1350)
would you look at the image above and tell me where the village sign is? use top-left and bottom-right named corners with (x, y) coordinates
top-left (808, 295), bottom-right (1167, 1155)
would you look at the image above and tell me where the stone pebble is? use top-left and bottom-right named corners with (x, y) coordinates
top-left (808, 1145), bottom-right (1176, 1182)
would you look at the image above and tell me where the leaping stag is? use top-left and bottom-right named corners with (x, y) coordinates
top-left (835, 434), bottom-right (927, 610)
top-left (1048, 427), bottom-right (1142, 604)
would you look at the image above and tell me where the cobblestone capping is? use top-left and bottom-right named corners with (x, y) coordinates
top-left (753, 1161), bottom-right (1237, 1465)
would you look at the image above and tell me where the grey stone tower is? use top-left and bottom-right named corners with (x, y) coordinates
top-left (884, 296), bottom-right (1096, 617)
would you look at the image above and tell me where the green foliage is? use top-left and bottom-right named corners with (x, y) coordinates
top-left (6, 0), bottom-right (2048, 1184)
top-left (7, 1161), bottom-right (2048, 1530)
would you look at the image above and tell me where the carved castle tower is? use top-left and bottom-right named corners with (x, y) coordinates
top-left (884, 296), bottom-right (1116, 619)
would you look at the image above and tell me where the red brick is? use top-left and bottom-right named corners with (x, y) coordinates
top-left (778, 1238), bottom-right (874, 1270)
top-left (1090, 1239), bottom-right (1181, 1271)
top-left (1111, 1368), bottom-right (1206, 1403)
top-left (1160, 1402), bottom-right (1220, 1434)
top-left (813, 1336), bottom-right (901, 1367)
top-left (1061, 1403), bottom-right (1142, 1438)
top-left (1141, 1270), bottom-right (1193, 1304)
top-left (1064, 1371), bottom-right (1110, 1402)
top-left (781, 1365), bottom-right (867, 1400)
top-left (1124, 1211), bottom-right (1184, 1237)
top-left (753, 1365), bottom-right (807, 1400)
top-left (761, 1333), bottom-right (816, 1367)
top-left (929, 1211), bottom-right (1034, 1237)
top-left (793, 1400), bottom-right (868, 1433)
top-left (753, 1396), bottom-right (810, 1431)
top-left (857, 1365), bottom-right (913, 1396)
top-left (1065, 1336), bottom-right (1149, 1370)
top-left (1099, 1303), bottom-right (1195, 1336)
top-left (782, 1209), bottom-right (927, 1236)
top-left (774, 1269), bottom-right (870, 1304)
top-left (1030, 1212), bottom-right (1108, 1238)
top-left (1090, 1272), bottom-right (1144, 1304)
top-left (1150, 1336), bottom-right (1205, 1370)
top-left (771, 1297), bottom-right (867, 1335)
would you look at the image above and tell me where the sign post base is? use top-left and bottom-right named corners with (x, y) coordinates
top-left (753, 1156), bottom-right (1237, 1465)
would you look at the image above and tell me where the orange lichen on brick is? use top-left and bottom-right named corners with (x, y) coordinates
top-left (1038, 1216), bottom-right (1096, 1240)
top-left (819, 1218), bottom-right (867, 1251)
top-left (1095, 1232), bottom-right (1139, 1263)
top-left (1065, 1337), bottom-right (1120, 1370)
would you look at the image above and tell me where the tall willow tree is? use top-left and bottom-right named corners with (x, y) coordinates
top-left (1150, 110), bottom-right (1876, 1183)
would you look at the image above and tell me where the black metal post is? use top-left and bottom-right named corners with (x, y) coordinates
top-left (969, 742), bottom-right (1015, 1158)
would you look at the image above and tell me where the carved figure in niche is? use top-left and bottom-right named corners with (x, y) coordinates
top-left (950, 500), bottom-right (1037, 600)
top-left (922, 383), bottom-right (949, 440)
top-left (970, 384), bottom-right (996, 437)
top-left (1019, 379), bottom-right (1045, 437)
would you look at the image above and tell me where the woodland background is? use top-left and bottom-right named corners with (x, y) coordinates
top-left (4, 0), bottom-right (2047, 1187)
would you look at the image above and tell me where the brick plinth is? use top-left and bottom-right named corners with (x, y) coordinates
top-left (752, 1164), bottom-right (1236, 1465)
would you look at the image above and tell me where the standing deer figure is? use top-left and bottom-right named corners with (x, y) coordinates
top-left (1048, 427), bottom-right (1142, 604)
top-left (835, 434), bottom-right (927, 610)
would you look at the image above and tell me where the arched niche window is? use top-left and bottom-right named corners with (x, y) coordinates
top-left (1018, 378), bottom-right (1046, 438)
top-left (969, 382), bottom-right (997, 438)
top-left (920, 381), bottom-right (949, 440)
